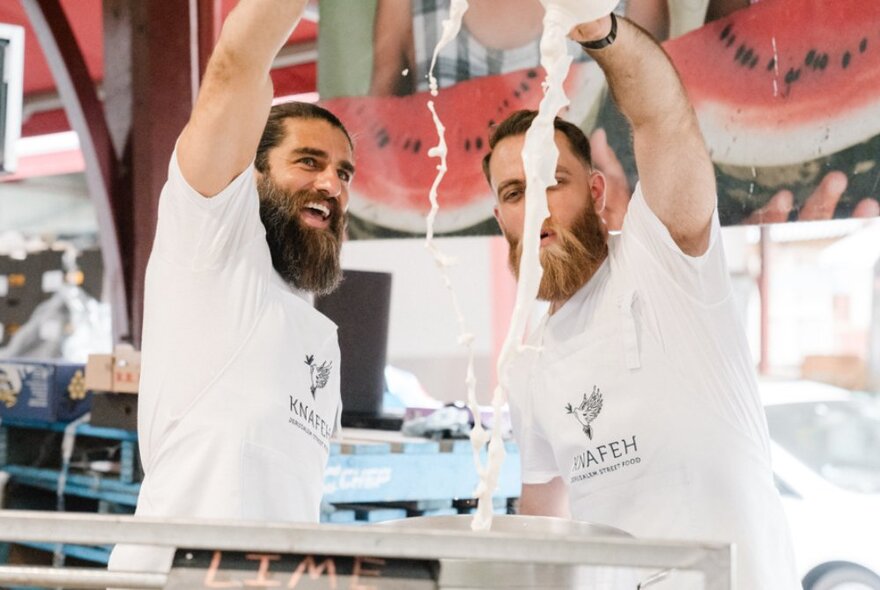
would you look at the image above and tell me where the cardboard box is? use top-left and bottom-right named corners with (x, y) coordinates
top-left (85, 345), bottom-right (141, 394)
top-left (113, 345), bottom-right (141, 394)
top-left (84, 354), bottom-right (114, 391)
top-left (0, 360), bottom-right (92, 423)
top-left (89, 392), bottom-right (138, 431)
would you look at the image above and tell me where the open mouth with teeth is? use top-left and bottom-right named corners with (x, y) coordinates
top-left (301, 201), bottom-right (333, 229)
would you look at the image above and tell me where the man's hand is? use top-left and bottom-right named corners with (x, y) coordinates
top-left (568, 15), bottom-right (614, 45)
top-left (744, 171), bottom-right (880, 224)
top-left (518, 478), bottom-right (571, 518)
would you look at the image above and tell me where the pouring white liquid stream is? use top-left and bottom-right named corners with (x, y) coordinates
top-left (424, 0), bottom-right (505, 532)
top-left (423, 0), bottom-right (618, 531)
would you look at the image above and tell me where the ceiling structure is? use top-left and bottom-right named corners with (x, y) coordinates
top-left (1, 0), bottom-right (318, 141)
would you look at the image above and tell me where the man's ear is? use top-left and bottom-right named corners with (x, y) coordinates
top-left (493, 205), bottom-right (508, 236)
top-left (590, 170), bottom-right (607, 213)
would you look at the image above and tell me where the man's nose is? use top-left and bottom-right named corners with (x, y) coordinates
top-left (313, 166), bottom-right (342, 198)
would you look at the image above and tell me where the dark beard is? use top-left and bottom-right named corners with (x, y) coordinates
top-left (257, 176), bottom-right (345, 296)
top-left (507, 204), bottom-right (608, 303)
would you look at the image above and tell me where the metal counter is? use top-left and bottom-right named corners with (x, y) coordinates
top-left (0, 510), bottom-right (733, 589)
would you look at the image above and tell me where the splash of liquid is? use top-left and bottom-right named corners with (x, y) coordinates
top-left (427, 0), bottom-right (470, 96)
top-left (422, 0), bottom-right (500, 531)
top-left (423, 0), bottom-right (618, 532)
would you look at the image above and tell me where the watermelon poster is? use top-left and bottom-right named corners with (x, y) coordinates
top-left (317, 0), bottom-right (880, 239)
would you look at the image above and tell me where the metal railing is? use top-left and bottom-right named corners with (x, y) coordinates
top-left (0, 510), bottom-right (734, 589)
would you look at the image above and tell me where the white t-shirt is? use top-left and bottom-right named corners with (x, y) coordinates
top-left (109, 152), bottom-right (341, 573)
top-left (507, 185), bottom-right (799, 589)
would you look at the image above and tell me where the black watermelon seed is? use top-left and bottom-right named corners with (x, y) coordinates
top-left (413, 140), bottom-right (421, 153)
top-left (720, 23), bottom-right (732, 40)
top-left (805, 49), bottom-right (816, 66)
top-left (476, 137), bottom-right (484, 150)
top-left (749, 55), bottom-right (759, 69)
top-left (464, 138), bottom-right (471, 152)
top-left (819, 54), bottom-right (828, 70)
top-left (735, 45), bottom-right (745, 61)
top-left (403, 138), bottom-right (411, 149)
top-left (766, 57), bottom-right (776, 71)
top-left (526, 69), bottom-right (538, 78)
top-left (513, 90), bottom-right (521, 98)
top-left (843, 51), bottom-right (852, 69)
top-left (503, 99), bottom-right (510, 107)
top-left (784, 68), bottom-right (797, 84)
top-left (377, 134), bottom-right (389, 148)
top-left (520, 82), bottom-right (529, 92)
top-left (860, 38), bottom-right (868, 53)
top-left (726, 34), bottom-right (736, 48)
top-left (742, 48), bottom-right (754, 65)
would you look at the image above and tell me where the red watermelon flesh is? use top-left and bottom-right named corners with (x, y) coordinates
top-left (321, 62), bottom-right (597, 233)
top-left (664, 0), bottom-right (880, 166)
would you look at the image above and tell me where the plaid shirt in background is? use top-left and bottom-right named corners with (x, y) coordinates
top-left (411, 0), bottom-right (629, 92)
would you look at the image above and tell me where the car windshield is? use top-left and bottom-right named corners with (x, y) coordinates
top-left (766, 397), bottom-right (880, 494)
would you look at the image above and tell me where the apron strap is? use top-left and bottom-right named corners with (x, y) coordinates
top-left (619, 288), bottom-right (641, 370)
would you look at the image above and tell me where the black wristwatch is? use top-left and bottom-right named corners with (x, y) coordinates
top-left (578, 13), bottom-right (618, 51)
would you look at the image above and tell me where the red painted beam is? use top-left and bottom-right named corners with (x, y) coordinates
top-left (19, 0), bottom-right (130, 341)
top-left (128, 0), bottom-right (196, 345)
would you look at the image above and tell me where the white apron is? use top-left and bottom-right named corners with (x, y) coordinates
top-left (509, 267), bottom-right (797, 589)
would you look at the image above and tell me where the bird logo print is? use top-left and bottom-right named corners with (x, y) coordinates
top-left (304, 355), bottom-right (332, 398)
top-left (565, 386), bottom-right (603, 440)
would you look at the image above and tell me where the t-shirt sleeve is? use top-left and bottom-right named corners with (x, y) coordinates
top-left (152, 148), bottom-right (265, 271)
top-left (619, 183), bottom-right (731, 305)
top-left (509, 400), bottom-right (561, 485)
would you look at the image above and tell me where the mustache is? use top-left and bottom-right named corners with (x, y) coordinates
top-left (257, 177), bottom-right (344, 228)
top-left (256, 175), bottom-right (345, 295)
top-left (506, 210), bottom-right (607, 302)
top-left (287, 190), bottom-right (345, 231)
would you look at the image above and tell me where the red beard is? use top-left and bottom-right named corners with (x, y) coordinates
top-left (506, 203), bottom-right (608, 302)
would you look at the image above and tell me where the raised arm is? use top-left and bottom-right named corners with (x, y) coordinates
top-left (178, 0), bottom-right (308, 197)
top-left (573, 15), bottom-right (716, 255)
top-left (369, 0), bottom-right (416, 96)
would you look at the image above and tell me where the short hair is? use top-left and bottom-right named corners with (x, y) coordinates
top-left (481, 109), bottom-right (592, 184)
top-left (255, 102), bottom-right (353, 173)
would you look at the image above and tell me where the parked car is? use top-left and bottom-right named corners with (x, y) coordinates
top-left (763, 379), bottom-right (880, 590)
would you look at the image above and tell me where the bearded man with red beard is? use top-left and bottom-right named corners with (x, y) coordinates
top-left (109, 0), bottom-right (354, 576)
top-left (484, 11), bottom-right (798, 590)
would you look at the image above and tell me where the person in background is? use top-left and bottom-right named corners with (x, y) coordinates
top-left (484, 10), bottom-right (800, 589)
top-left (369, 0), bottom-right (628, 96)
top-left (109, 0), bottom-right (353, 573)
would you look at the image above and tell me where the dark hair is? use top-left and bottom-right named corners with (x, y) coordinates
top-left (255, 102), bottom-right (353, 173)
top-left (481, 110), bottom-right (592, 184)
